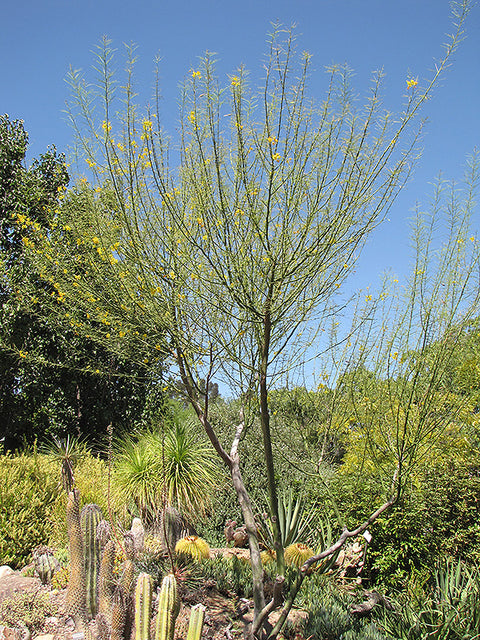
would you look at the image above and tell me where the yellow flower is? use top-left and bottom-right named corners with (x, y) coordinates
top-left (406, 78), bottom-right (418, 89)
top-left (101, 120), bottom-right (112, 133)
top-left (188, 111), bottom-right (196, 124)
top-left (92, 237), bottom-right (100, 244)
top-left (267, 136), bottom-right (277, 145)
top-left (191, 70), bottom-right (201, 78)
top-left (392, 352), bottom-right (398, 360)
top-left (231, 76), bottom-right (241, 87)
top-left (142, 119), bottom-right (153, 132)
top-left (272, 153), bottom-right (281, 161)
top-left (19, 350), bottom-right (27, 358)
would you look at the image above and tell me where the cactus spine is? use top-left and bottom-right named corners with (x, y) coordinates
top-left (135, 572), bottom-right (153, 640)
top-left (66, 489), bottom-right (87, 625)
top-left (186, 603), bottom-right (206, 640)
top-left (155, 574), bottom-right (180, 640)
top-left (80, 503), bottom-right (103, 619)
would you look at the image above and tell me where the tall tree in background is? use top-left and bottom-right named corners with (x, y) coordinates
top-left (12, 4), bottom-right (479, 636)
top-left (0, 115), bottom-right (165, 449)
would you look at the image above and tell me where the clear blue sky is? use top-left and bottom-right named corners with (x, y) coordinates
top-left (2, 0), bottom-right (479, 286)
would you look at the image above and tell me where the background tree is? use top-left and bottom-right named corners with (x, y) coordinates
top-left (0, 115), bottom-right (166, 449)
top-left (12, 6), bottom-right (477, 636)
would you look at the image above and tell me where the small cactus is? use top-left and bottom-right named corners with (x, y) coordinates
top-left (155, 573), bottom-right (180, 640)
top-left (284, 542), bottom-right (314, 568)
top-left (131, 517), bottom-right (145, 557)
top-left (32, 546), bottom-right (57, 584)
top-left (260, 549), bottom-right (276, 566)
top-left (175, 536), bottom-right (210, 561)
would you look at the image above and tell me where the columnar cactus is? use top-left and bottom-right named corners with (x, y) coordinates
top-left (186, 603), bottom-right (206, 640)
top-left (155, 574), bottom-right (180, 640)
top-left (110, 588), bottom-right (127, 640)
top-left (66, 489), bottom-right (87, 625)
top-left (80, 503), bottom-right (103, 619)
top-left (98, 538), bottom-right (116, 622)
top-left (135, 572), bottom-right (153, 640)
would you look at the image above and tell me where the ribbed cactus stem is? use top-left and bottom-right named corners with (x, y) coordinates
top-left (66, 489), bottom-right (87, 625)
top-left (155, 574), bottom-right (180, 640)
top-left (131, 517), bottom-right (145, 557)
top-left (110, 588), bottom-right (127, 640)
top-left (135, 572), bottom-right (153, 640)
top-left (186, 603), bottom-right (206, 640)
top-left (80, 503), bottom-right (103, 619)
top-left (98, 538), bottom-right (116, 622)
top-left (33, 547), bottom-right (56, 585)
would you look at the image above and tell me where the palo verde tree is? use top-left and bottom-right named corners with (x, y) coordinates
top-left (12, 5), bottom-right (478, 636)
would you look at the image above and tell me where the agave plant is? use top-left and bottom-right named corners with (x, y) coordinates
top-left (257, 488), bottom-right (315, 550)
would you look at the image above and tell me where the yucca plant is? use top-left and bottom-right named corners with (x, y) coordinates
top-left (113, 421), bottom-right (218, 524)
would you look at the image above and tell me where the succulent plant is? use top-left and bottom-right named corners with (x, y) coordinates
top-left (155, 573), bottom-right (180, 640)
top-left (135, 572), bottom-right (153, 640)
top-left (66, 489), bottom-right (87, 625)
top-left (186, 603), bottom-right (206, 640)
top-left (32, 545), bottom-right (57, 585)
top-left (284, 542), bottom-right (314, 568)
top-left (175, 536), bottom-right (210, 561)
top-left (80, 503), bottom-right (103, 619)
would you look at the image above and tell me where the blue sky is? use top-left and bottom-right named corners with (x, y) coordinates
top-left (2, 0), bottom-right (479, 286)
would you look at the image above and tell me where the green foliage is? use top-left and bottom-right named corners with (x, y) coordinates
top-left (113, 416), bottom-right (219, 524)
top-left (0, 452), bottom-right (63, 568)
top-left (296, 576), bottom-right (388, 640)
top-left (200, 554), bottom-right (255, 598)
top-left (0, 589), bottom-right (55, 634)
top-left (380, 560), bottom-right (480, 639)
top-left (0, 117), bottom-right (168, 450)
top-left (258, 488), bottom-right (315, 550)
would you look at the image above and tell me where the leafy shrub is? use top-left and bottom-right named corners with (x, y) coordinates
top-left (200, 554), bottom-right (254, 598)
top-left (0, 589), bottom-right (54, 633)
top-left (0, 449), bottom-right (123, 567)
top-left (0, 452), bottom-right (62, 568)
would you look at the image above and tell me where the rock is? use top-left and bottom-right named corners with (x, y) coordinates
top-left (0, 568), bottom-right (14, 580)
top-left (0, 625), bottom-right (30, 640)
